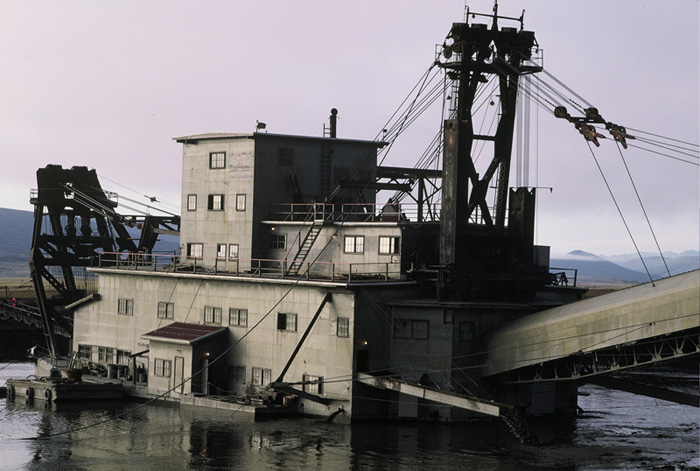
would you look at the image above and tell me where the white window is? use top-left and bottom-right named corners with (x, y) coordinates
top-left (229, 365), bottom-right (246, 383)
top-left (337, 317), bottom-right (350, 337)
top-left (117, 298), bottom-right (133, 315)
top-left (187, 194), bottom-right (197, 211)
top-left (252, 367), bottom-right (271, 386)
top-left (228, 244), bottom-right (239, 259)
top-left (154, 358), bottom-right (172, 377)
top-left (229, 308), bottom-right (248, 327)
top-left (379, 236), bottom-right (400, 254)
top-left (187, 243), bottom-right (203, 258)
top-left (236, 194), bottom-right (246, 211)
top-left (209, 152), bottom-right (226, 169)
top-left (270, 234), bottom-right (286, 250)
top-left (344, 235), bottom-right (364, 253)
top-left (204, 306), bottom-right (222, 325)
top-left (303, 374), bottom-right (323, 395)
top-left (208, 194), bottom-right (225, 211)
top-left (216, 244), bottom-right (227, 259)
top-left (157, 301), bottom-right (174, 319)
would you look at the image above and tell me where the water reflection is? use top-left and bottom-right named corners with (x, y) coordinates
top-left (1, 383), bottom-right (697, 471)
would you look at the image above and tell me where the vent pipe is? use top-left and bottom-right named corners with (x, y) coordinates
top-left (329, 108), bottom-right (338, 138)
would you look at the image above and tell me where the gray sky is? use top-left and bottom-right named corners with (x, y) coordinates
top-left (1, 1), bottom-right (698, 256)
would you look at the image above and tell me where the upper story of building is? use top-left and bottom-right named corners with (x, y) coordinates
top-left (172, 129), bottom-right (400, 280)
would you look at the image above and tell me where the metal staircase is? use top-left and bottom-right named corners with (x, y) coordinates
top-left (287, 221), bottom-right (323, 276)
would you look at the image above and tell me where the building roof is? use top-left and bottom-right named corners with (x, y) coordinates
top-left (141, 322), bottom-right (227, 345)
top-left (173, 131), bottom-right (386, 147)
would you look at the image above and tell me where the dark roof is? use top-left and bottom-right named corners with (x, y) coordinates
top-left (141, 322), bottom-right (227, 345)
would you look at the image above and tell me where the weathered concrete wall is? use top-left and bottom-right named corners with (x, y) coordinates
top-left (74, 269), bottom-right (358, 416)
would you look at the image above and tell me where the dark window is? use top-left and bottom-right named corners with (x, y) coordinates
top-left (393, 319), bottom-right (429, 340)
top-left (270, 234), bottom-right (286, 250)
top-left (458, 321), bottom-right (475, 342)
top-left (229, 365), bottom-right (245, 383)
top-left (277, 313), bottom-right (297, 332)
top-left (278, 147), bottom-right (295, 167)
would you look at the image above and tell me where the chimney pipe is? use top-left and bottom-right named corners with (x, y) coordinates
top-left (330, 108), bottom-right (338, 138)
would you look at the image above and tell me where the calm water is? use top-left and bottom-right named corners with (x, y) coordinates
top-left (1, 362), bottom-right (698, 470)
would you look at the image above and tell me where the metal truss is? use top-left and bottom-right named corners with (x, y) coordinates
top-left (498, 327), bottom-right (700, 384)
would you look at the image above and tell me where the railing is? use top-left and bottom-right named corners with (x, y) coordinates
top-left (549, 267), bottom-right (578, 287)
top-left (267, 202), bottom-right (508, 225)
top-left (96, 252), bottom-right (407, 283)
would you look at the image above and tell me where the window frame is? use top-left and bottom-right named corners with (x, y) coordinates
top-left (393, 318), bottom-right (429, 340)
top-left (344, 235), bottom-right (365, 254)
top-left (303, 374), bottom-right (324, 395)
top-left (187, 194), bottom-right (197, 211)
top-left (216, 243), bottom-right (228, 259)
top-left (228, 243), bottom-right (239, 259)
top-left (154, 358), bottom-right (172, 377)
top-left (252, 367), bottom-right (271, 386)
top-left (157, 301), bottom-right (174, 319)
top-left (204, 306), bottom-right (222, 325)
top-left (270, 233), bottom-right (286, 250)
top-left (209, 151), bottom-right (226, 169)
top-left (235, 194), bottom-right (246, 211)
top-left (208, 194), bottom-right (225, 211)
top-left (378, 236), bottom-right (400, 255)
top-left (229, 365), bottom-right (246, 383)
top-left (78, 344), bottom-right (93, 360)
top-left (229, 308), bottom-right (248, 327)
top-left (186, 243), bottom-right (203, 259)
top-left (117, 298), bottom-right (134, 315)
top-left (337, 317), bottom-right (350, 337)
top-left (277, 312), bottom-right (298, 332)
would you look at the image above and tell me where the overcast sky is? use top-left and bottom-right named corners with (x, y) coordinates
top-left (1, 1), bottom-right (698, 256)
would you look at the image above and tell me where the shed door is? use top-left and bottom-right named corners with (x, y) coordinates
top-left (174, 356), bottom-right (185, 395)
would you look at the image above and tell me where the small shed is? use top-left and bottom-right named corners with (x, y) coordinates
top-left (141, 322), bottom-right (228, 396)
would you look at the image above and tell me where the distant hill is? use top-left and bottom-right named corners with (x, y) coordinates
top-left (0, 208), bottom-right (35, 276)
top-left (551, 250), bottom-right (700, 285)
top-left (0, 207), bottom-right (179, 277)
top-left (602, 251), bottom-right (700, 279)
